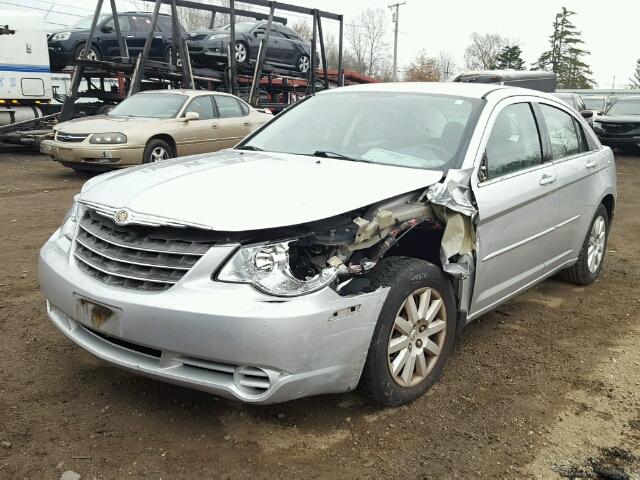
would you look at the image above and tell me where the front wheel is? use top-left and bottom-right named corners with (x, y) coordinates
top-left (142, 139), bottom-right (173, 164)
top-left (559, 204), bottom-right (609, 285)
top-left (74, 43), bottom-right (101, 61)
top-left (359, 257), bottom-right (457, 407)
top-left (234, 41), bottom-right (250, 65)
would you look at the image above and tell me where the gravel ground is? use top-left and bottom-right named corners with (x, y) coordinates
top-left (0, 151), bottom-right (638, 479)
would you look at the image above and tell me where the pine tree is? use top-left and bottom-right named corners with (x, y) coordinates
top-left (630, 59), bottom-right (640, 88)
top-left (496, 45), bottom-right (526, 70)
top-left (534, 7), bottom-right (594, 88)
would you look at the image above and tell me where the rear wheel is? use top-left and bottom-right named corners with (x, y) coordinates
top-left (142, 139), bottom-right (173, 164)
top-left (235, 41), bottom-right (250, 65)
top-left (359, 257), bottom-right (457, 406)
top-left (297, 54), bottom-right (310, 73)
top-left (559, 204), bottom-right (609, 285)
top-left (74, 43), bottom-right (101, 61)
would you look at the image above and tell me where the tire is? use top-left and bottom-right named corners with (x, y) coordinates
top-left (74, 43), bottom-right (101, 62)
top-left (234, 41), bottom-right (250, 66)
top-left (142, 139), bottom-right (173, 164)
top-left (358, 257), bottom-right (457, 407)
top-left (297, 53), bottom-right (310, 73)
top-left (559, 204), bottom-right (609, 285)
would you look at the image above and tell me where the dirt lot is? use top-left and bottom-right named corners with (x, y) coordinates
top-left (0, 151), bottom-right (639, 479)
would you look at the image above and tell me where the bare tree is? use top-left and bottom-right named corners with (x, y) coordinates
top-left (346, 8), bottom-right (391, 79)
top-left (436, 50), bottom-right (458, 80)
top-left (403, 49), bottom-right (439, 81)
top-left (463, 32), bottom-right (507, 70)
top-left (291, 19), bottom-right (312, 41)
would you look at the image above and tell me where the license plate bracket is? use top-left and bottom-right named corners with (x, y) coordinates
top-left (74, 295), bottom-right (122, 337)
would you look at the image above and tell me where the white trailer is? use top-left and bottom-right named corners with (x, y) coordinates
top-left (0, 11), bottom-right (53, 126)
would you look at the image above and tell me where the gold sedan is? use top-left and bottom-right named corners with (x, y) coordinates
top-left (41, 90), bottom-right (272, 171)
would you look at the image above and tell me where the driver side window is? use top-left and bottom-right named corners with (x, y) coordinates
top-left (483, 103), bottom-right (543, 180)
top-left (184, 96), bottom-right (215, 120)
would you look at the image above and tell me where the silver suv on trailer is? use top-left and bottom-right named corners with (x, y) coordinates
top-left (39, 83), bottom-right (616, 406)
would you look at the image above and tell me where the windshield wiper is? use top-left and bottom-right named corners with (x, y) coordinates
top-left (311, 150), bottom-right (369, 162)
top-left (236, 145), bottom-right (263, 151)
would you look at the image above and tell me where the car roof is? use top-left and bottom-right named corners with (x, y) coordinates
top-left (135, 89), bottom-right (236, 98)
top-left (322, 82), bottom-right (550, 100)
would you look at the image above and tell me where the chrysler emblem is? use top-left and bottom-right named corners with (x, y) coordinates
top-left (114, 209), bottom-right (129, 224)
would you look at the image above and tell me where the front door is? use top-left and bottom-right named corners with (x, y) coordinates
top-left (176, 95), bottom-right (220, 155)
top-left (469, 100), bottom-right (560, 318)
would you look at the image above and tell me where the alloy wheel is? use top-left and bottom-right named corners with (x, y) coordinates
top-left (587, 215), bottom-right (606, 273)
top-left (150, 146), bottom-right (169, 163)
top-left (235, 43), bottom-right (247, 63)
top-left (80, 48), bottom-right (98, 61)
top-left (387, 287), bottom-right (447, 387)
top-left (298, 55), bottom-right (310, 73)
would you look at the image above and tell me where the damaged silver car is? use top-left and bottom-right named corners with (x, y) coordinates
top-left (39, 83), bottom-right (617, 406)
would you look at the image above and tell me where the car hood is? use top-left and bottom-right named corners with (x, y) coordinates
top-left (597, 115), bottom-right (640, 124)
top-left (79, 150), bottom-right (444, 231)
top-left (55, 115), bottom-right (160, 133)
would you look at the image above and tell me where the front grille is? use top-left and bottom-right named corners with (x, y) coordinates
top-left (188, 33), bottom-right (209, 41)
top-left (73, 209), bottom-right (216, 292)
top-left (57, 132), bottom-right (88, 142)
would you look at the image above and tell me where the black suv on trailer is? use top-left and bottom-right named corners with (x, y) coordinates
top-left (187, 21), bottom-right (314, 74)
top-left (591, 96), bottom-right (640, 151)
top-left (48, 12), bottom-right (182, 70)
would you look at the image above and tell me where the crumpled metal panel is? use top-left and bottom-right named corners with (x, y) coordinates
top-left (426, 168), bottom-right (477, 218)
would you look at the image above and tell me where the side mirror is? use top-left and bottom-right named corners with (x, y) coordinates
top-left (597, 111), bottom-right (605, 116)
top-left (101, 25), bottom-right (114, 33)
top-left (581, 110), bottom-right (594, 119)
top-left (180, 111), bottom-right (200, 122)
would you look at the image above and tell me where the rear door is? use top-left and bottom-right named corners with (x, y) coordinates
top-left (537, 102), bottom-right (605, 269)
top-left (100, 15), bottom-right (131, 58)
top-left (176, 95), bottom-right (221, 155)
top-left (470, 99), bottom-right (560, 318)
top-left (213, 95), bottom-right (253, 147)
top-left (126, 14), bottom-right (164, 59)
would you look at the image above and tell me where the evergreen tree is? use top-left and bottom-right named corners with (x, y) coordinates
top-left (534, 7), bottom-right (594, 88)
top-left (630, 59), bottom-right (640, 88)
top-left (496, 45), bottom-right (526, 70)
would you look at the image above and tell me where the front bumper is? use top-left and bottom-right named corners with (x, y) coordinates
top-left (39, 233), bottom-right (389, 404)
top-left (41, 139), bottom-right (144, 168)
top-left (187, 39), bottom-right (229, 62)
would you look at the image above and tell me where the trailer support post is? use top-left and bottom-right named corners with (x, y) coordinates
top-left (316, 11), bottom-right (328, 89)
top-left (129, 0), bottom-right (162, 96)
top-left (249, 1), bottom-right (274, 106)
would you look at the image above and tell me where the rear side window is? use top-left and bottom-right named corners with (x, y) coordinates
top-left (214, 95), bottom-right (244, 118)
top-left (184, 96), bottom-right (215, 120)
top-left (485, 103), bottom-right (543, 179)
top-left (539, 104), bottom-right (582, 159)
top-left (157, 16), bottom-right (173, 33)
top-left (129, 15), bottom-right (153, 32)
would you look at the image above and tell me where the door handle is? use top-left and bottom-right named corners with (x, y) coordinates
top-left (243, 121), bottom-right (250, 126)
top-left (126, 35), bottom-right (135, 38)
top-left (586, 159), bottom-right (598, 169)
top-left (539, 173), bottom-right (556, 185)
top-left (211, 123), bottom-right (219, 129)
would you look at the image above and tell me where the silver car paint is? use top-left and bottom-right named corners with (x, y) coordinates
top-left (38, 84), bottom-right (617, 403)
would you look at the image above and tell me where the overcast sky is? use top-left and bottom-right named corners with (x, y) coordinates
top-left (18, 0), bottom-right (639, 88)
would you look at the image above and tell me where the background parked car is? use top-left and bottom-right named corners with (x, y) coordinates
top-left (591, 96), bottom-right (640, 151)
top-left (582, 95), bottom-right (610, 114)
top-left (552, 92), bottom-right (594, 123)
top-left (187, 21), bottom-right (314, 74)
top-left (48, 12), bottom-right (182, 70)
top-left (40, 89), bottom-right (272, 171)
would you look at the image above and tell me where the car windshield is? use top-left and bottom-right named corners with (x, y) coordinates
top-left (583, 97), bottom-right (605, 111)
top-left (606, 100), bottom-right (640, 116)
top-left (108, 93), bottom-right (187, 118)
top-left (219, 22), bottom-right (258, 33)
top-left (72, 15), bottom-right (110, 29)
top-left (240, 91), bottom-right (481, 172)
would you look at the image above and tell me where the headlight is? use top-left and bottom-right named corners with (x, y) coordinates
top-left (217, 241), bottom-right (338, 297)
top-left (59, 198), bottom-right (80, 240)
top-left (207, 33), bottom-right (229, 40)
top-left (90, 132), bottom-right (127, 144)
top-left (51, 32), bottom-right (71, 41)
top-left (592, 121), bottom-right (602, 129)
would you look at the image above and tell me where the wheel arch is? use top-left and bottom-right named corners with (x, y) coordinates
top-left (146, 134), bottom-right (177, 157)
top-left (600, 193), bottom-right (615, 225)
